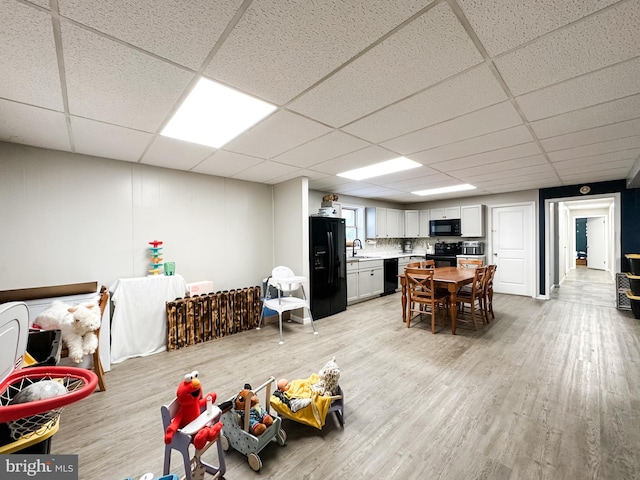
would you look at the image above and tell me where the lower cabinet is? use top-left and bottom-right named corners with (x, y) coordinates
top-left (347, 260), bottom-right (384, 304)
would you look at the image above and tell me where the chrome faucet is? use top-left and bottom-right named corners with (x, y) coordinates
top-left (352, 238), bottom-right (362, 256)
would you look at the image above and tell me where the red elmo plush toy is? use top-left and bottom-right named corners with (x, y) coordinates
top-left (164, 370), bottom-right (223, 450)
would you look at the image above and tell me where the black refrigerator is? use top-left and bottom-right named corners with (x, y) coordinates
top-left (309, 216), bottom-right (347, 320)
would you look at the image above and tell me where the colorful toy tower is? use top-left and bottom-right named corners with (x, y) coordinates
top-left (149, 240), bottom-right (164, 275)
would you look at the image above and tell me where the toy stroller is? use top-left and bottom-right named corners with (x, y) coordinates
top-left (219, 377), bottom-right (286, 471)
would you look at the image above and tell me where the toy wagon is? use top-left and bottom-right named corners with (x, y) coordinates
top-left (219, 376), bottom-right (286, 471)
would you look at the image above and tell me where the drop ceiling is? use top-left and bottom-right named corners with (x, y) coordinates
top-left (1, 0), bottom-right (640, 203)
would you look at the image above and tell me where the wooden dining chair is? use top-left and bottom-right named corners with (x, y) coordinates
top-left (406, 259), bottom-right (435, 269)
top-left (458, 258), bottom-right (483, 268)
top-left (455, 266), bottom-right (488, 330)
top-left (405, 268), bottom-right (449, 333)
top-left (484, 265), bottom-right (497, 320)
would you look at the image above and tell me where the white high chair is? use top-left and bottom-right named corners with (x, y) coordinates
top-left (257, 266), bottom-right (317, 344)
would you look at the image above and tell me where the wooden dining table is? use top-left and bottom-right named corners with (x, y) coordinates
top-left (398, 266), bottom-right (476, 335)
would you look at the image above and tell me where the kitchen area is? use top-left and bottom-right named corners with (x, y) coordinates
top-left (310, 203), bottom-right (487, 308)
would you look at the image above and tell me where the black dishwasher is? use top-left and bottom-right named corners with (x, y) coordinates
top-left (383, 258), bottom-right (399, 295)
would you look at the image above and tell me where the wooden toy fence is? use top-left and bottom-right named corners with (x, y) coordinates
top-left (166, 286), bottom-right (261, 351)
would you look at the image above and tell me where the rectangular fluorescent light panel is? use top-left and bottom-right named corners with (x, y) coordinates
top-left (161, 77), bottom-right (277, 148)
top-left (412, 184), bottom-right (476, 196)
top-left (337, 157), bottom-right (421, 181)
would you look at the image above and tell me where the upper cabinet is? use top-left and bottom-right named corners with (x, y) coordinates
top-left (386, 208), bottom-right (403, 238)
top-left (430, 206), bottom-right (461, 220)
top-left (366, 207), bottom-right (404, 238)
top-left (460, 204), bottom-right (485, 237)
top-left (404, 210), bottom-right (419, 237)
top-left (405, 209), bottom-right (430, 238)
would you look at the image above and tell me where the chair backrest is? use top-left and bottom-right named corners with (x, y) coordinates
top-left (485, 264), bottom-right (497, 290)
top-left (405, 268), bottom-right (436, 302)
top-left (268, 266), bottom-right (300, 293)
top-left (470, 266), bottom-right (488, 296)
top-left (459, 258), bottom-right (483, 268)
top-left (406, 260), bottom-right (435, 269)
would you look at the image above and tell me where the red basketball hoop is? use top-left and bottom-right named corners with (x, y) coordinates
top-left (0, 366), bottom-right (98, 440)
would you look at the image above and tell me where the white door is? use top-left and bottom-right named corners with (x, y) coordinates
top-left (587, 217), bottom-right (606, 270)
top-left (491, 204), bottom-right (534, 296)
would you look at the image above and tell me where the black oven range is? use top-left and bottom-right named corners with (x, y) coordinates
top-left (425, 242), bottom-right (462, 267)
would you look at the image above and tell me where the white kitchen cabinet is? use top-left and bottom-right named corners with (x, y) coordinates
top-left (347, 262), bottom-right (359, 303)
top-left (359, 261), bottom-right (384, 298)
top-left (430, 206), bottom-right (461, 219)
top-left (365, 207), bottom-right (386, 238)
top-left (461, 204), bottom-right (485, 237)
top-left (404, 210), bottom-right (419, 237)
top-left (366, 207), bottom-right (404, 238)
top-left (347, 259), bottom-right (383, 303)
top-left (417, 210), bottom-right (430, 238)
top-left (386, 208), bottom-right (402, 238)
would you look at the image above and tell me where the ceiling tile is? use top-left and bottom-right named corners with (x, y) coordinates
top-left (308, 176), bottom-right (354, 191)
top-left (552, 149), bottom-right (640, 170)
top-left (310, 145), bottom-right (399, 175)
top-left (0, 1), bottom-right (63, 110)
top-left (27, 0), bottom-right (50, 8)
top-left (459, 164), bottom-right (558, 184)
top-left (205, 0), bottom-right (430, 104)
top-left (553, 158), bottom-right (635, 176)
top-left (384, 172), bottom-right (459, 190)
top-left (410, 125), bottom-right (534, 165)
top-left (230, 160), bottom-right (301, 183)
top-left (382, 101), bottom-right (523, 155)
top-left (458, 0), bottom-right (618, 57)
top-left (530, 94), bottom-right (640, 139)
top-left (449, 154), bottom-right (548, 179)
top-left (287, 2), bottom-right (483, 127)
top-left (516, 57), bottom-right (640, 121)
top-left (560, 167), bottom-right (632, 184)
top-left (342, 65), bottom-right (507, 143)
top-left (58, 0), bottom-right (243, 70)
top-left (71, 116), bottom-right (152, 162)
top-left (426, 142), bottom-right (542, 173)
top-left (271, 130), bottom-right (370, 168)
top-left (541, 118), bottom-right (640, 152)
top-left (140, 135), bottom-right (215, 170)
top-left (364, 165), bottom-right (440, 186)
top-left (548, 136), bottom-right (640, 162)
top-left (495, 1), bottom-right (640, 95)
top-left (61, 22), bottom-right (194, 131)
top-left (224, 110), bottom-right (331, 159)
top-left (191, 150), bottom-right (263, 177)
top-left (269, 168), bottom-right (329, 186)
top-left (485, 178), bottom-right (562, 193)
top-left (0, 99), bottom-right (70, 150)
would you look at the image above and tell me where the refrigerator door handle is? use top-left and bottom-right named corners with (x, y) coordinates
top-left (327, 232), bottom-right (333, 285)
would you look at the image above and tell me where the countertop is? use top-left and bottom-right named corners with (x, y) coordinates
top-left (347, 252), bottom-right (426, 263)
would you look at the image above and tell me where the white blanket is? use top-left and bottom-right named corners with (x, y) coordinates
top-left (110, 275), bottom-right (187, 364)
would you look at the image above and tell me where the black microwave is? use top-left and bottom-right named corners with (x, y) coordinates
top-left (429, 218), bottom-right (461, 236)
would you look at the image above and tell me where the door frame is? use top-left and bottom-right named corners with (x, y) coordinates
top-left (487, 201), bottom-right (537, 298)
top-left (543, 193), bottom-right (620, 298)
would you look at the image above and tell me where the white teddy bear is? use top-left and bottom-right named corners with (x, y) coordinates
top-left (311, 356), bottom-right (340, 397)
top-left (35, 300), bottom-right (102, 363)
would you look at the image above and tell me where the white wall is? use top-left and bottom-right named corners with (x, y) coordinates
top-left (274, 177), bottom-right (308, 279)
top-left (0, 142), bottom-right (274, 292)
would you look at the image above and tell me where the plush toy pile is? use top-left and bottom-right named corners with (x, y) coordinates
top-left (35, 300), bottom-right (102, 363)
top-left (234, 383), bottom-right (273, 436)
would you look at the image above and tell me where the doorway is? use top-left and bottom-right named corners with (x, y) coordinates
top-left (544, 194), bottom-right (619, 298)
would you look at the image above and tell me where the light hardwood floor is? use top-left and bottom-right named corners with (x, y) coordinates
top-left (52, 271), bottom-right (640, 480)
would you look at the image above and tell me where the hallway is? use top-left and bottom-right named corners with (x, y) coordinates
top-left (551, 265), bottom-right (616, 307)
